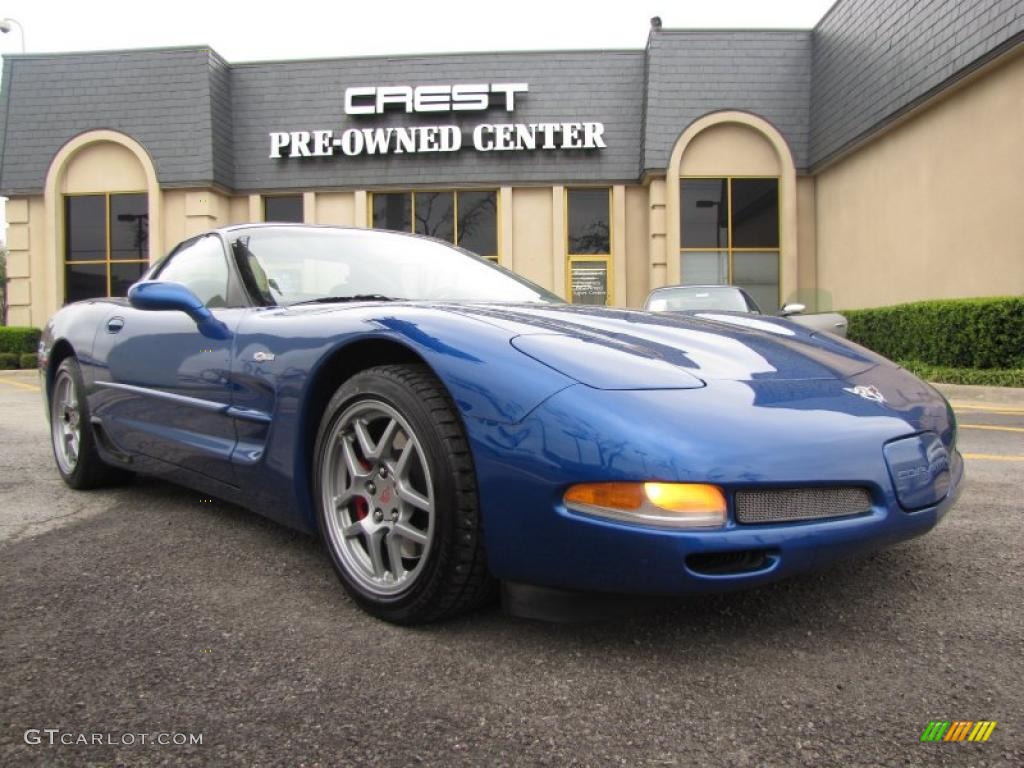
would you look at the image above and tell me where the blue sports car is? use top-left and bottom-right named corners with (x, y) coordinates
top-left (40, 225), bottom-right (963, 623)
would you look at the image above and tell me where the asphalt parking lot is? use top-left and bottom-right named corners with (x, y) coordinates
top-left (1, 369), bottom-right (1021, 767)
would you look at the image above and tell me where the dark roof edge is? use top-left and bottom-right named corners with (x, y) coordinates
top-left (653, 27), bottom-right (815, 34)
top-left (809, 31), bottom-right (1024, 173)
top-left (0, 59), bottom-right (13, 188)
top-left (230, 47), bottom-right (644, 68)
top-left (1, 44), bottom-right (215, 60)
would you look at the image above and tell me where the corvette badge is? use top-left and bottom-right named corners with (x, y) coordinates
top-left (843, 384), bottom-right (885, 404)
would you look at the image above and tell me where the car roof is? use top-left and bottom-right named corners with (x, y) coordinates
top-left (219, 223), bottom-right (370, 234)
top-left (648, 284), bottom-right (744, 292)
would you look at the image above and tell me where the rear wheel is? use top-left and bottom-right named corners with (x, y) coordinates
top-left (50, 357), bottom-right (131, 489)
top-left (313, 364), bottom-right (493, 624)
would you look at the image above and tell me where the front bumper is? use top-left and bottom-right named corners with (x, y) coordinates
top-left (489, 454), bottom-right (962, 596)
top-left (468, 378), bottom-right (963, 596)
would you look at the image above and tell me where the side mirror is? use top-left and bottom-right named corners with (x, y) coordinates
top-left (779, 303), bottom-right (806, 317)
top-left (128, 281), bottom-right (231, 340)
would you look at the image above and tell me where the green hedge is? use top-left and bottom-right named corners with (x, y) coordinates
top-left (0, 326), bottom-right (42, 355)
top-left (845, 297), bottom-right (1024, 370)
top-left (0, 352), bottom-right (18, 370)
top-left (899, 361), bottom-right (1024, 388)
top-left (19, 353), bottom-right (38, 370)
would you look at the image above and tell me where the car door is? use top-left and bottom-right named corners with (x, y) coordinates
top-left (91, 234), bottom-right (246, 486)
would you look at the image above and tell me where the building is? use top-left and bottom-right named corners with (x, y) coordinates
top-left (1, 0), bottom-right (1022, 327)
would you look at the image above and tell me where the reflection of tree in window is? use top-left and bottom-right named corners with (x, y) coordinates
top-left (567, 189), bottom-right (610, 255)
top-left (414, 192), bottom-right (454, 243)
top-left (456, 191), bottom-right (497, 257)
top-left (373, 193), bottom-right (411, 232)
top-left (371, 190), bottom-right (499, 258)
top-left (112, 193), bottom-right (149, 260)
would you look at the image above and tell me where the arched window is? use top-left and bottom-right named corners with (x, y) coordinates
top-left (45, 131), bottom-right (161, 310)
top-left (666, 113), bottom-right (797, 313)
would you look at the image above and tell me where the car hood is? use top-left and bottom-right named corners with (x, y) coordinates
top-left (442, 303), bottom-right (888, 387)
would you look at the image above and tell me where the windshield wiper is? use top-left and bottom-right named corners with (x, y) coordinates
top-left (288, 294), bottom-right (402, 306)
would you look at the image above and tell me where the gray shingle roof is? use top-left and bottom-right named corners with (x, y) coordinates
top-left (643, 30), bottom-right (813, 172)
top-left (0, 48), bottom-right (224, 194)
top-left (0, 1), bottom-right (1021, 195)
top-left (228, 50), bottom-right (645, 191)
top-left (809, 0), bottom-right (1024, 168)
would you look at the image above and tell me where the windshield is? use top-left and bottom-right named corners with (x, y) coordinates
top-left (230, 227), bottom-right (561, 306)
top-left (645, 286), bottom-right (759, 313)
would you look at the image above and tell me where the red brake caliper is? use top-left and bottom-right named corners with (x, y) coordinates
top-left (352, 497), bottom-right (369, 521)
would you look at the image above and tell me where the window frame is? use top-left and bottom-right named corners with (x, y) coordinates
top-left (565, 186), bottom-right (613, 306)
top-left (263, 194), bottom-right (305, 223)
top-left (151, 233), bottom-right (247, 309)
top-left (679, 175), bottom-right (781, 309)
top-left (63, 190), bottom-right (150, 302)
top-left (367, 189), bottom-right (501, 262)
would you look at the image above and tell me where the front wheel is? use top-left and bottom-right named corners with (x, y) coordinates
top-left (50, 357), bottom-right (132, 489)
top-left (313, 364), bottom-right (494, 624)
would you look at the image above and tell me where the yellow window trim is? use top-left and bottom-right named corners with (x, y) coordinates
top-left (366, 189), bottom-right (501, 262)
top-left (262, 193), bottom-right (304, 222)
top-left (63, 191), bottom-right (148, 299)
top-left (565, 186), bottom-right (613, 306)
top-left (679, 176), bottom-right (781, 307)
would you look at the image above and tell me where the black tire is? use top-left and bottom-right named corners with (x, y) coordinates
top-left (313, 364), bottom-right (494, 624)
top-left (49, 357), bottom-right (132, 490)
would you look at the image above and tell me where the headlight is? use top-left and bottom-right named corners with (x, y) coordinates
top-left (564, 482), bottom-right (727, 529)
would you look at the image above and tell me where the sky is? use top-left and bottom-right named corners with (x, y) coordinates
top-left (0, 0), bottom-right (836, 61)
top-left (0, 0), bottom-right (835, 238)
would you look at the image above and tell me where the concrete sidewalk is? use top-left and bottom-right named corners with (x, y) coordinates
top-left (931, 382), bottom-right (1024, 408)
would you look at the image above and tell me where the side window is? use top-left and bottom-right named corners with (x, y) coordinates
top-left (156, 236), bottom-right (230, 308)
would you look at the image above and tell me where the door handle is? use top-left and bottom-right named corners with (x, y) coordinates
top-left (106, 316), bottom-right (125, 333)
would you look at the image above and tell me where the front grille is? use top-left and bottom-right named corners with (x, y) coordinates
top-left (734, 487), bottom-right (872, 525)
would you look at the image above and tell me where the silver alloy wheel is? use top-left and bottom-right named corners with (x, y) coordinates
top-left (51, 370), bottom-right (81, 474)
top-left (321, 398), bottom-right (436, 596)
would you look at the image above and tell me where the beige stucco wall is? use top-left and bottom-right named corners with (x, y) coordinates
top-left (5, 195), bottom-right (44, 326)
top-left (62, 142), bottom-right (147, 194)
top-left (815, 50), bottom-right (1024, 309)
top-left (509, 187), bottom-right (556, 294)
top-left (678, 122), bottom-right (780, 176)
top-left (795, 176), bottom-right (818, 309)
top-left (624, 185), bottom-right (650, 307)
top-left (315, 192), bottom-right (357, 226)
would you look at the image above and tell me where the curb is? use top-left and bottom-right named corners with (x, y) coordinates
top-left (931, 382), bottom-right (1024, 409)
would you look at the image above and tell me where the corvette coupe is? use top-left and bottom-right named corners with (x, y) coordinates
top-left (40, 225), bottom-right (962, 623)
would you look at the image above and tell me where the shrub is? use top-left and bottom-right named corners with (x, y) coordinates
top-left (899, 361), bottom-right (1024, 388)
top-left (0, 352), bottom-right (19, 369)
top-left (19, 353), bottom-right (38, 370)
top-left (845, 296), bottom-right (1024, 370)
top-left (0, 326), bottom-right (42, 355)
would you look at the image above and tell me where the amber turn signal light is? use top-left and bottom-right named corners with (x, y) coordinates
top-left (564, 482), bottom-right (727, 529)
